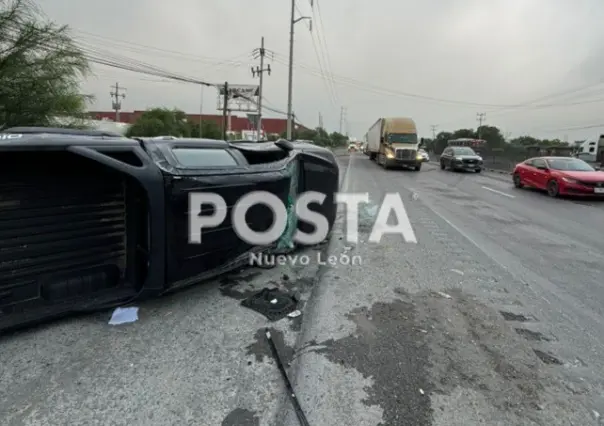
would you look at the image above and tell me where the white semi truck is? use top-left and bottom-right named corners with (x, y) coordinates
top-left (366, 117), bottom-right (423, 170)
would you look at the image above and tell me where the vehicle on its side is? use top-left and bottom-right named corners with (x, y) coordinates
top-left (440, 146), bottom-right (483, 172)
top-left (366, 117), bottom-right (423, 171)
top-left (0, 128), bottom-right (339, 333)
top-left (512, 156), bottom-right (604, 197)
top-left (418, 149), bottom-right (429, 162)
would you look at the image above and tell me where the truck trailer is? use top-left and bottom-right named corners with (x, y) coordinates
top-left (366, 117), bottom-right (423, 170)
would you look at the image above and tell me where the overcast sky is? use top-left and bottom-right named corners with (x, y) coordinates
top-left (39, 0), bottom-right (604, 140)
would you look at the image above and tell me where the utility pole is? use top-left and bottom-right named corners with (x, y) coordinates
top-left (199, 85), bottom-right (204, 138)
top-left (252, 37), bottom-right (271, 141)
top-left (287, 0), bottom-right (311, 140)
top-left (430, 124), bottom-right (438, 139)
top-left (476, 112), bottom-right (486, 138)
top-left (110, 82), bottom-right (126, 122)
top-left (222, 82), bottom-right (229, 140)
top-left (339, 106), bottom-right (346, 134)
top-left (318, 112), bottom-right (323, 129)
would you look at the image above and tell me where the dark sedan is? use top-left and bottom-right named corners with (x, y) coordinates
top-left (440, 146), bottom-right (483, 172)
top-left (0, 128), bottom-right (339, 332)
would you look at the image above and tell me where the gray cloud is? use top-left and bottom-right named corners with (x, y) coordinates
top-left (38, 0), bottom-right (604, 140)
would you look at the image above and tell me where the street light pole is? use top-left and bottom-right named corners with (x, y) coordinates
top-left (286, 0), bottom-right (311, 140)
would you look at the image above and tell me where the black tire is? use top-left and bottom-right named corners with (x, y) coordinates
top-left (547, 180), bottom-right (559, 197)
top-left (513, 173), bottom-right (523, 188)
top-left (475, 168), bottom-right (481, 173)
top-left (414, 164), bottom-right (422, 171)
top-left (440, 161), bottom-right (445, 170)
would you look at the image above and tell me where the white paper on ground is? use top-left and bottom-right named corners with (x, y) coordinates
top-left (109, 307), bottom-right (139, 325)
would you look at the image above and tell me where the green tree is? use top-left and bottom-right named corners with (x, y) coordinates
top-left (0, 0), bottom-right (93, 128)
top-left (434, 131), bottom-right (453, 154)
top-left (126, 108), bottom-right (191, 137)
top-left (478, 125), bottom-right (505, 147)
top-left (329, 131), bottom-right (348, 147)
top-left (510, 135), bottom-right (541, 146)
top-left (452, 128), bottom-right (476, 139)
top-left (187, 119), bottom-right (221, 139)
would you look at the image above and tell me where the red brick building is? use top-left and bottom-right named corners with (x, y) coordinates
top-left (89, 111), bottom-right (303, 136)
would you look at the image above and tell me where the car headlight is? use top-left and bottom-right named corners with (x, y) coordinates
top-left (386, 152), bottom-right (394, 159)
top-left (416, 155), bottom-right (423, 160)
top-left (477, 157), bottom-right (483, 161)
top-left (561, 177), bottom-right (577, 184)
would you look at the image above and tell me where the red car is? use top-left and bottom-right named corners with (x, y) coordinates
top-left (512, 156), bottom-right (604, 197)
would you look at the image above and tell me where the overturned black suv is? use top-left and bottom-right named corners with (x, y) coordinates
top-left (0, 128), bottom-right (339, 332)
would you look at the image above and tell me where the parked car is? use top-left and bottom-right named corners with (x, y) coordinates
top-left (0, 128), bottom-right (339, 332)
top-left (512, 156), bottom-right (604, 197)
top-left (440, 146), bottom-right (482, 172)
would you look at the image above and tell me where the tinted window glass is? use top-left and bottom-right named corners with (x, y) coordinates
top-left (172, 148), bottom-right (238, 167)
top-left (547, 158), bottom-right (594, 171)
top-left (452, 147), bottom-right (476, 155)
top-left (533, 159), bottom-right (547, 168)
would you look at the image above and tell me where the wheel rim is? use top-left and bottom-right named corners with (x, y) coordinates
top-left (548, 181), bottom-right (557, 195)
top-left (514, 174), bottom-right (520, 186)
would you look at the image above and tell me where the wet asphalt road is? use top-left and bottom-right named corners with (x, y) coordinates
top-left (283, 153), bottom-right (604, 425)
top-left (2, 151), bottom-right (604, 425)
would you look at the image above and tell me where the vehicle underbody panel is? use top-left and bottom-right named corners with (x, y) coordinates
top-left (0, 150), bottom-right (156, 332)
top-left (0, 136), bottom-right (339, 333)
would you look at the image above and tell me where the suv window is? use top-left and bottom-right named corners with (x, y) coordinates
top-left (172, 148), bottom-right (238, 168)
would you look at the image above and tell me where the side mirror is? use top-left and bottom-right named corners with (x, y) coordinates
top-left (595, 166), bottom-right (601, 171)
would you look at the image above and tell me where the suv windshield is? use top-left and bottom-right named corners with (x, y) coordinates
top-left (452, 147), bottom-right (476, 155)
top-left (547, 158), bottom-right (595, 171)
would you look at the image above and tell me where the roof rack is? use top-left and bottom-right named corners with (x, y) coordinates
top-left (1, 127), bottom-right (124, 138)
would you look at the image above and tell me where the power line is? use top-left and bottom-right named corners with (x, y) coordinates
top-left (430, 125), bottom-right (438, 138)
top-left (308, 0), bottom-right (338, 106)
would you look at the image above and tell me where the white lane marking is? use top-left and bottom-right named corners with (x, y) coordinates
top-left (481, 186), bottom-right (515, 198)
top-left (341, 151), bottom-right (354, 192)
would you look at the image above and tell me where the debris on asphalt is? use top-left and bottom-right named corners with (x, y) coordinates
top-left (265, 329), bottom-right (309, 426)
top-left (108, 307), bottom-right (139, 325)
top-left (419, 388), bottom-right (425, 395)
top-left (451, 269), bottom-right (464, 275)
top-left (287, 310), bottom-right (302, 318)
top-left (241, 288), bottom-right (297, 321)
top-left (435, 291), bottom-right (452, 299)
